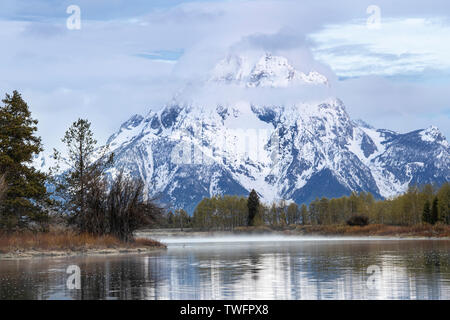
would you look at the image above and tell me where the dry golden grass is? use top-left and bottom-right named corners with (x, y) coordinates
top-left (294, 224), bottom-right (450, 238)
top-left (0, 231), bottom-right (165, 253)
top-left (202, 224), bottom-right (450, 238)
top-left (233, 225), bottom-right (273, 234)
top-left (134, 237), bottom-right (165, 247)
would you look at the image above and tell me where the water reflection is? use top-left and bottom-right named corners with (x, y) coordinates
top-left (0, 239), bottom-right (449, 300)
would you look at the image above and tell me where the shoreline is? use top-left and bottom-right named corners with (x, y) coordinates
top-left (138, 224), bottom-right (450, 240)
top-left (0, 231), bottom-right (167, 260)
top-left (0, 246), bottom-right (166, 260)
top-left (3, 224), bottom-right (449, 260)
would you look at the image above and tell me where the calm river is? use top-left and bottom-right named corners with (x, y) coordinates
top-left (1, 236), bottom-right (449, 300)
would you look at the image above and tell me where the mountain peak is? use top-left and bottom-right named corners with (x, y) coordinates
top-left (210, 53), bottom-right (328, 88)
top-left (420, 125), bottom-right (448, 146)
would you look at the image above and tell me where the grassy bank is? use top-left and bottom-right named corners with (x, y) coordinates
top-left (0, 231), bottom-right (166, 259)
top-left (293, 224), bottom-right (450, 237)
top-left (232, 224), bottom-right (450, 238)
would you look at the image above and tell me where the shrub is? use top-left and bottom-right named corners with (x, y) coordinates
top-left (346, 215), bottom-right (369, 227)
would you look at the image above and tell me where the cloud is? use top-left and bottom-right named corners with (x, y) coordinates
top-left (0, 0), bottom-right (449, 155)
top-left (335, 76), bottom-right (450, 135)
top-left (310, 17), bottom-right (450, 78)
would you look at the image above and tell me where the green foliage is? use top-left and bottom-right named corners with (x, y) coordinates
top-left (0, 91), bottom-right (50, 231)
top-left (247, 189), bottom-right (259, 226)
top-left (192, 195), bottom-right (248, 230)
top-left (287, 203), bottom-right (299, 225)
top-left (437, 183), bottom-right (450, 224)
top-left (167, 211), bottom-right (174, 226)
top-left (422, 200), bottom-right (432, 224)
top-left (173, 209), bottom-right (190, 230)
top-left (300, 204), bottom-right (308, 225)
top-left (189, 183), bottom-right (450, 230)
top-left (431, 197), bottom-right (439, 225)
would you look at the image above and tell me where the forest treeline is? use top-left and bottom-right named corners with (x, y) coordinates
top-left (161, 183), bottom-right (450, 230)
top-left (0, 91), bottom-right (162, 241)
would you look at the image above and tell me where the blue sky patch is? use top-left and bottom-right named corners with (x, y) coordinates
top-left (136, 50), bottom-right (184, 62)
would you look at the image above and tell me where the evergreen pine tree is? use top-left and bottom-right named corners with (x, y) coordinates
top-left (431, 197), bottom-right (439, 225)
top-left (247, 189), bottom-right (259, 226)
top-left (422, 200), bottom-right (432, 224)
top-left (0, 91), bottom-right (49, 231)
top-left (167, 211), bottom-right (174, 227)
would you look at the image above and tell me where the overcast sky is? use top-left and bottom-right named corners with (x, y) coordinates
top-left (0, 0), bottom-right (449, 152)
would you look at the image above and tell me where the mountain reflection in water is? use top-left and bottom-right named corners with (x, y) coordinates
top-left (0, 238), bottom-right (449, 300)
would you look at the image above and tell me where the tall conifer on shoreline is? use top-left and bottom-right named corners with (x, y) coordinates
top-left (0, 91), bottom-right (49, 231)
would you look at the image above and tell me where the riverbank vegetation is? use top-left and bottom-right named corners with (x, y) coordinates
top-left (294, 224), bottom-right (450, 237)
top-left (0, 230), bottom-right (164, 254)
top-left (0, 91), bottom-right (163, 253)
top-left (160, 183), bottom-right (450, 234)
top-left (211, 224), bottom-right (450, 238)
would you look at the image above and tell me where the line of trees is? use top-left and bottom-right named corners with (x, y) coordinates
top-left (163, 184), bottom-right (450, 231)
top-left (161, 191), bottom-right (263, 230)
top-left (0, 91), bottom-right (162, 241)
top-left (159, 209), bottom-right (192, 230)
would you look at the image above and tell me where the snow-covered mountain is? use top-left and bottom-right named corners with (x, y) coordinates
top-left (93, 53), bottom-right (450, 213)
top-left (211, 53), bottom-right (328, 87)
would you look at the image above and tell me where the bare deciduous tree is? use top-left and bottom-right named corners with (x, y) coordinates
top-left (106, 173), bottom-right (163, 242)
top-left (80, 171), bottom-right (163, 242)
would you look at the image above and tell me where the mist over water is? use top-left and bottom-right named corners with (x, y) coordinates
top-left (156, 235), bottom-right (411, 246)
